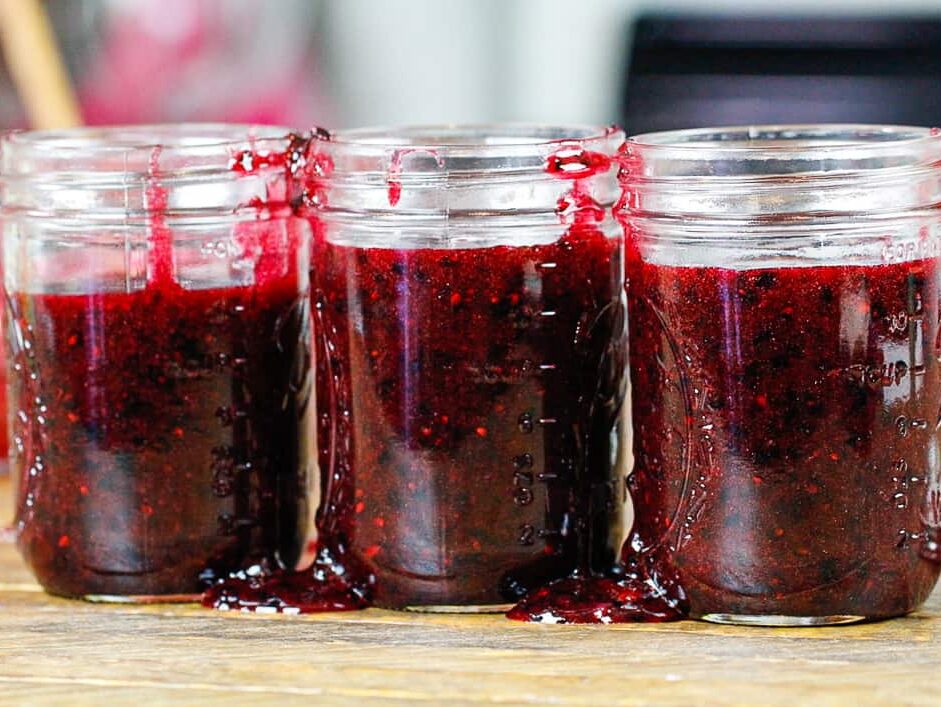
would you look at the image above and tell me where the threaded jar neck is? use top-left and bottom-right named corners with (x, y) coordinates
top-left (622, 124), bottom-right (941, 220)
top-left (0, 124), bottom-right (304, 227)
top-left (309, 124), bottom-right (626, 246)
top-left (621, 124), bottom-right (941, 268)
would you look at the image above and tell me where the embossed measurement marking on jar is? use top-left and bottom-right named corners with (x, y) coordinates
top-left (868, 279), bottom-right (937, 545)
top-left (512, 447), bottom-right (541, 543)
top-left (195, 333), bottom-right (260, 537)
top-left (511, 279), bottom-right (565, 546)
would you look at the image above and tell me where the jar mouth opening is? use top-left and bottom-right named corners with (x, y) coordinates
top-left (628, 124), bottom-right (938, 154)
top-left (2, 123), bottom-right (296, 154)
top-left (329, 123), bottom-right (623, 153)
top-left (625, 124), bottom-right (941, 181)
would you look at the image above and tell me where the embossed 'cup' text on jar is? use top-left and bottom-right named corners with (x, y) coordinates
top-left (621, 124), bottom-right (941, 626)
top-left (0, 125), bottom-right (313, 601)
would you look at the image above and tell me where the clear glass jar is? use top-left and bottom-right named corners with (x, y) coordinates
top-left (0, 124), bottom-right (312, 601)
top-left (217, 124), bottom-right (626, 614)
top-left (621, 124), bottom-right (941, 625)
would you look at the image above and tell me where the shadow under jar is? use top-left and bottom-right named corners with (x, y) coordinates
top-left (310, 125), bottom-right (628, 612)
top-left (0, 125), bottom-right (312, 601)
top-left (621, 124), bottom-right (941, 625)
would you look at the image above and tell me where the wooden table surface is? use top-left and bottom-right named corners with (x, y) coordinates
top-left (2, 476), bottom-right (940, 706)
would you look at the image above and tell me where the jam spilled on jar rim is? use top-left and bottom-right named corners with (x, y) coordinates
top-left (205, 125), bottom-right (632, 614)
top-left (203, 128), bottom-right (372, 614)
top-left (505, 140), bottom-right (686, 625)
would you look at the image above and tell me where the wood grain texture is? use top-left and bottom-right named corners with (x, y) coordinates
top-left (2, 476), bottom-right (940, 706)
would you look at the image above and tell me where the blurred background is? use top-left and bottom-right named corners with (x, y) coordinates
top-left (3, 0), bottom-right (941, 134)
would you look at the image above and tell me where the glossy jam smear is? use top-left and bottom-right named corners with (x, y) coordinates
top-left (627, 251), bottom-right (941, 620)
top-left (504, 550), bottom-right (688, 624)
top-left (204, 553), bottom-right (369, 613)
top-left (11, 269), bottom-right (311, 599)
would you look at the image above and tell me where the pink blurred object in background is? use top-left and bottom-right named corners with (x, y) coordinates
top-left (0, 0), bottom-right (332, 480)
top-left (73, 0), bottom-right (331, 126)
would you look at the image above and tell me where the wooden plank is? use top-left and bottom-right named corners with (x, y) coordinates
top-left (2, 476), bottom-right (940, 705)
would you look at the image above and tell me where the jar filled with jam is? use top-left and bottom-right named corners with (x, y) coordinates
top-left (205, 124), bottom-right (628, 613)
top-left (1, 125), bottom-right (313, 601)
top-left (621, 125), bottom-right (941, 625)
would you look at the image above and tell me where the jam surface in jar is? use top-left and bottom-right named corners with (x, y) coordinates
top-left (626, 248), bottom-right (941, 621)
top-left (11, 273), bottom-right (311, 599)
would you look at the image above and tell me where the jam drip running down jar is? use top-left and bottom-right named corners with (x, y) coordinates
top-left (0, 125), bottom-right (312, 601)
top-left (621, 124), bottom-right (941, 625)
top-left (206, 124), bottom-right (628, 613)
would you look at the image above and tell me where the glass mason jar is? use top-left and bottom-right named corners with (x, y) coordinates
top-left (308, 125), bottom-right (627, 611)
top-left (621, 125), bottom-right (941, 625)
top-left (0, 124), bottom-right (312, 601)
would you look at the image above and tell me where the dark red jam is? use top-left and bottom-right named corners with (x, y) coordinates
top-left (626, 248), bottom-right (941, 620)
top-left (10, 270), bottom-right (311, 599)
top-left (204, 220), bottom-right (626, 613)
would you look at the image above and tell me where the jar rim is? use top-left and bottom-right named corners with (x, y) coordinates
top-left (0, 124), bottom-right (309, 223)
top-left (2, 123), bottom-right (296, 154)
top-left (314, 122), bottom-right (624, 190)
top-left (311, 123), bottom-right (625, 229)
top-left (622, 124), bottom-right (941, 220)
top-left (328, 123), bottom-right (624, 153)
top-left (627, 124), bottom-right (941, 162)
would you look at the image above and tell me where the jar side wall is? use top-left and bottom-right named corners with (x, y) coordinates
top-left (4, 218), bottom-right (311, 294)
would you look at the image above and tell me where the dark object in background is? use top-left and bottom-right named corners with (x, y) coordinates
top-left (622, 16), bottom-right (941, 133)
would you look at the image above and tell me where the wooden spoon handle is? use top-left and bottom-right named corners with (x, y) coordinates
top-left (0, 0), bottom-right (81, 129)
